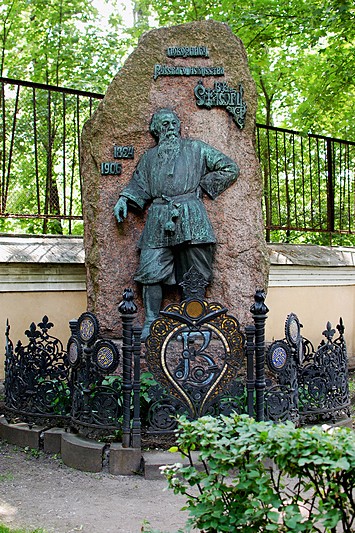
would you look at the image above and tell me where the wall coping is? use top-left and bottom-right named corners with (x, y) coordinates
top-left (0, 234), bottom-right (84, 264)
top-left (269, 243), bottom-right (355, 267)
top-left (2, 234), bottom-right (355, 288)
top-left (1, 235), bottom-right (355, 268)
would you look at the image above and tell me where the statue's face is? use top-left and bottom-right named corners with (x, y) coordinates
top-left (157, 112), bottom-right (180, 140)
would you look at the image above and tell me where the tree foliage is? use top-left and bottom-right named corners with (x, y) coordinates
top-left (0, 0), bottom-right (130, 234)
top-left (1, 1), bottom-right (354, 239)
top-left (0, 0), bottom-right (130, 91)
top-left (1, 1), bottom-right (354, 134)
top-left (132, 0), bottom-right (355, 140)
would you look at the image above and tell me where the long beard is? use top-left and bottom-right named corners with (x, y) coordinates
top-left (157, 136), bottom-right (181, 162)
top-left (155, 135), bottom-right (181, 179)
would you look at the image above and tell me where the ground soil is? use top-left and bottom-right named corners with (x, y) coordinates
top-left (0, 371), bottom-right (353, 533)
top-left (0, 440), bottom-right (190, 533)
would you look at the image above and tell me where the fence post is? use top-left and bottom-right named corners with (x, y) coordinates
top-left (326, 138), bottom-right (335, 234)
top-left (118, 288), bottom-right (137, 448)
top-left (250, 290), bottom-right (269, 422)
top-left (131, 325), bottom-right (142, 449)
top-left (245, 324), bottom-right (256, 417)
top-left (82, 344), bottom-right (94, 422)
top-left (68, 319), bottom-right (78, 398)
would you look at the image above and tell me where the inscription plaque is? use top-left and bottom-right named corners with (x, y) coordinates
top-left (101, 162), bottom-right (122, 176)
top-left (154, 65), bottom-right (224, 80)
top-left (194, 80), bottom-right (247, 129)
top-left (166, 46), bottom-right (209, 58)
top-left (113, 145), bottom-right (134, 159)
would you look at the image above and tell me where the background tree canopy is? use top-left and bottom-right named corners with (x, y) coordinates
top-left (1, 0), bottom-right (354, 139)
top-left (131, 0), bottom-right (355, 139)
top-left (1, 0), bottom-right (354, 242)
top-left (0, 0), bottom-right (129, 90)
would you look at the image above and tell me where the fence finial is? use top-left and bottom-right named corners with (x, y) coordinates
top-left (118, 288), bottom-right (137, 315)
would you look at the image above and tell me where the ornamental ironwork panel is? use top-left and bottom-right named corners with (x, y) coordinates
top-left (264, 313), bottom-right (350, 426)
top-left (145, 290), bottom-right (246, 433)
top-left (264, 313), bottom-right (301, 424)
top-left (67, 312), bottom-right (122, 436)
top-left (298, 319), bottom-right (350, 424)
top-left (4, 316), bottom-right (72, 422)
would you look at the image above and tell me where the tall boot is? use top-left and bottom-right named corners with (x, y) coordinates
top-left (141, 283), bottom-right (163, 341)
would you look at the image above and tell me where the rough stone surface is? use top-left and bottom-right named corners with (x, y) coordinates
top-left (109, 443), bottom-right (142, 476)
top-left (81, 20), bottom-right (269, 336)
top-left (61, 433), bottom-right (105, 473)
top-left (0, 418), bottom-right (44, 449)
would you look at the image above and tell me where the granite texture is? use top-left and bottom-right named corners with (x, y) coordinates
top-left (81, 20), bottom-right (269, 336)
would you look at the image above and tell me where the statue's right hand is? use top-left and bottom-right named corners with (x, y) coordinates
top-left (114, 196), bottom-right (128, 223)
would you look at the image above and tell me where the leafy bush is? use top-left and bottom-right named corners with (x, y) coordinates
top-left (163, 414), bottom-right (355, 532)
top-left (102, 371), bottom-right (156, 411)
top-left (101, 371), bottom-right (157, 429)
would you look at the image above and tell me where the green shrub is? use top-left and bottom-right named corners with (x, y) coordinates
top-left (102, 371), bottom-right (157, 423)
top-left (163, 414), bottom-right (355, 532)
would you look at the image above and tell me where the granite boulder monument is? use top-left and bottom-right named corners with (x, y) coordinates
top-left (81, 20), bottom-right (269, 338)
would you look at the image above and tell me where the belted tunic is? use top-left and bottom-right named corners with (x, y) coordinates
top-left (120, 138), bottom-right (239, 250)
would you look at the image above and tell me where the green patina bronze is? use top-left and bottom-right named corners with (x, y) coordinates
top-left (114, 108), bottom-right (239, 339)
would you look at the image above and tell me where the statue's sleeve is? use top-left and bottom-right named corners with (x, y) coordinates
top-left (199, 142), bottom-right (239, 200)
top-left (119, 152), bottom-right (151, 209)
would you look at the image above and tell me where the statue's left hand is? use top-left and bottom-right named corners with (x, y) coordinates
top-left (114, 196), bottom-right (128, 223)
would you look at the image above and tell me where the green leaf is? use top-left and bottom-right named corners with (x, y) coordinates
top-left (168, 446), bottom-right (179, 453)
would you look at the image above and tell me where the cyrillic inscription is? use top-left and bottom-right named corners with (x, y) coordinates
top-left (113, 145), bottom-right (134, 159)
top-left (154, 65), bottom-right (224, 80)
top-left (194, 80), bottom-right (247, 129)
top-left (166, 46), bottom-right (209, 58)
top-left (101, 162), bottom-right (122, 176)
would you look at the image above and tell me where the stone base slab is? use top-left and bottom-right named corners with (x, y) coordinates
top-left (43, 427), bottom-right (67, 454)
top-left (332, 416), bottom-right (353, 429)
top-left (142, 450), bottom-right (201, 480)
top-left (109, 443), bottom-right (142, 476)
top-left (61, 433), bottom-right (106, 473)
top-left (0, 416), bottom-right (45, 448)
top-left (1, 416), bottom-right (353, 479)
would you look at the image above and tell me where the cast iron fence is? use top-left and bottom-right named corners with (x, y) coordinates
top-left (4, 293), bottom-right (142, 447)
top-left (257, 125), bottom-right (355, 245)
top-left (4, 316), bottom-right (72, 422)
top-left (1, 77), bottom-right (355, 241)
top-left (0, 77), bottom-right (103, 235)
top-left (3, 277), bottom-right (350, 441)
top-left (264, 315), bottom-right (350, 425)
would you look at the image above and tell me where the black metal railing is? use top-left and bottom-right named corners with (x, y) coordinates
top-left (4, 294), bottom-right (142, 446)
top-left (1, 77), bottom-right (355, 242)
top-left (257, 124), bottom-right (355, 244)
top-left (4, 316), bottom-right (73, 422)
top-left (0, 77), bottom-right (103, 235)
top-left (3, 283), bottom-right (350, 442)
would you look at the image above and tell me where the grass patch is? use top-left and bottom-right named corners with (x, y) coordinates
top-left (0, 526), bottom-right (46, 533)
top-left (0, 473), bottom-right (14, 482)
